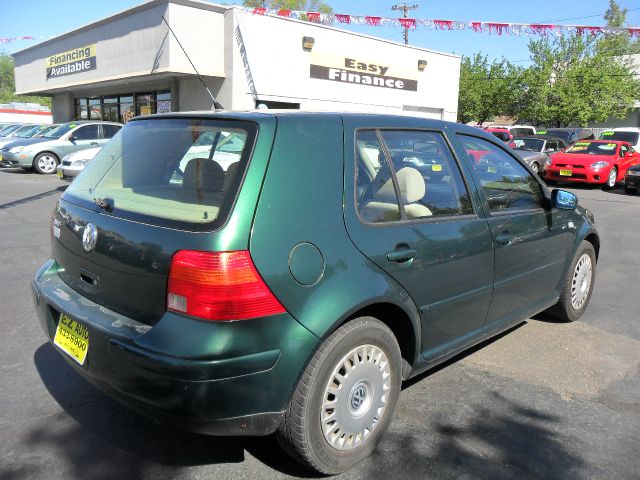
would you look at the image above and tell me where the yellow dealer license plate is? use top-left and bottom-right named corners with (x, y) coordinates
top-left (54, 314), bottom-right (89, 365)
top-left (559, 169), bottom-right (573, 176)
top-left (57, 169), bottom-right (63, 178)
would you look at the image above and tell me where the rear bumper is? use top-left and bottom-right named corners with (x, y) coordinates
top-left (32, 259), bottom-right (319, 436)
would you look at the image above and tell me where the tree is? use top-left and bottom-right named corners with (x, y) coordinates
top-left (243, 0), bottom-right (332, 13)
top-left (457, 53), bottom-right (522, 124)
top-left (519, 32), bottom-right (640, 127)
top-left (0, 53), bottom-right (51, 107)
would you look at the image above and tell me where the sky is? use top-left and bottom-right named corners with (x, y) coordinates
top-left (2, 0), bottom-right (640, 64)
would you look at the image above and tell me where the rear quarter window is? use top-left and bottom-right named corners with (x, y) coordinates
top-left (64, 118), bottom-right (257, 231)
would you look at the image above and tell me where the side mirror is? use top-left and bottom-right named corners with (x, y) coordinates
top-left (68, 134), bottom-right (76, 142)
top-left (545, 148), bottom-right (555, 153)
top-left (551, 189), bottom-right (577, 210)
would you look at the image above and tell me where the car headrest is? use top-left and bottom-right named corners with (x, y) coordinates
top-left (376, 167), bottom-right (426, 204)
top-left (183, 158), bottom-right (224, 192)
top-left (223, 162), bottom-right (240, 193)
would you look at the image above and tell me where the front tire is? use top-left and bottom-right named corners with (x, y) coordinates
top-left (277, 317), bottom-right (402, 474)
top-left (33, 152), bottom-right (59, 174)
top-left (530, 162), bottom-right (540, 174)
top-left (548, 241), bottom-right (596, 322)
top-left (603, 167), bottom-right (617, 190)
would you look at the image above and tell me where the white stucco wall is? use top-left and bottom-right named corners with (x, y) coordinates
top-left (229, 8), bottom-right (461, 120)
top-left (12, 1), bottom-right (461, 121)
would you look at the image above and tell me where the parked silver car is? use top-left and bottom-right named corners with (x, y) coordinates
top-left (512, 136), bottom-right (567, 174)
top-left (0, 121), bottom-right (121, 174)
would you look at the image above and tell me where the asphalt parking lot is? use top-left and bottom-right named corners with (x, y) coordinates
top-left (0, 168), bottom-right (638, 480)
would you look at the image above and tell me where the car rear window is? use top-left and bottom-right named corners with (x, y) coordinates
top-left (64, 118), bottom-right (257, 231)
top-left (600, 131), bottom-right (639, 145)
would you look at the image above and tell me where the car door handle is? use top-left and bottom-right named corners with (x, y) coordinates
top-left (386, 249), bottom-right (417, 263)
top-left (90, 142), bottom-right (99, 146)
top-left (496, 232), bottom-right (513, 246)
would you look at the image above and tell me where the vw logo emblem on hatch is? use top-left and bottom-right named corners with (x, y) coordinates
top-left (82, 223), bottom-right (98, 252)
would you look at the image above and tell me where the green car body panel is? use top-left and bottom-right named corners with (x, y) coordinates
top-left (32, 112), bottom-right (599, 436)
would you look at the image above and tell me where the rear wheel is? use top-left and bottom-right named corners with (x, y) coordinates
top-left (277, 317), bottom-right (402, 474)
top-left (603, 167), bottom-right (617, 190)
top-left (547, 241), bottom-right (596, 322)
top-left (33, 152), bottom-right (59, 175)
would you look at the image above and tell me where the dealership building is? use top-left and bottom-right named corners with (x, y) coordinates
top-left (13, 0), bottom-right (462, 123)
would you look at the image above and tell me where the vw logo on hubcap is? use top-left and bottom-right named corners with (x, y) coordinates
top-left (82, 223), bottom-right (98, 252)
top-left (351, 385), bottom-right (367, 410)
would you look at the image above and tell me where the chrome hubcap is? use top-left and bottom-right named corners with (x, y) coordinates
top-left (321, 344), bottom-right (391, 451)
top-left (37, 155), bottom-right (57, 173)
top-left (571, 253), bottom-right (592, 310)
top-left (531, 163), bottom-right (538, 173)
top-left (608, 168), bottom-right (617, 187)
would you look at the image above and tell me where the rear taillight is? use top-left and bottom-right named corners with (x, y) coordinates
top-left (167, 250), bottom-right (286, 321)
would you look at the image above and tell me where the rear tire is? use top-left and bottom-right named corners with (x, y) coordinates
top-left (547, 241), bottom-right (596, 322)
top-left (277, 317), bottom-right (402, 474)
top-left (33, 152), bottom-right (59, 175)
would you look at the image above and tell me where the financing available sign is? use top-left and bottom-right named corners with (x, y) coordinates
top-left (310, 52), bottom-right (418, 92)
top-left (46, 44), bottom-right (97, 79)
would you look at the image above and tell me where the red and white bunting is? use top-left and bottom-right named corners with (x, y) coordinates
top-left (248, 8), bottom-right (640, 38)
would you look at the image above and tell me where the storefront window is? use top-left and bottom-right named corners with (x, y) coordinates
top-left (73, 90), bottom-right (172, 124)
top-left (75, 98), bottom-right (88, 120)
top-left (136, 93), bottom-right (154, 116)
top-left (88, 98), bottom-right (102, 120)
top-left (120, 95), bottom-right (134, 123)
top-left (156, 90), bottom-right (172, 114)
top-left (103, 96), bottom-right (119, 122)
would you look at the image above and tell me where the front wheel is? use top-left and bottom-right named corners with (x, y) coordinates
top-left (530, 162), bottom-right (540, 174)
top-left (548, 241), bottom-right (596, 322)
top-left (277, 317), bottom-right (402, 474)
top-left (603, 167), bottom-right (617, 190)
top-left (33, 152), bottom-right (59, 174)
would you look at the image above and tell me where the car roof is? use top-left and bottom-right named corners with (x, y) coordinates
top-left (62, 120), bottom-right (123, 126)
top-left (607, 127), bottom-right (640, 132)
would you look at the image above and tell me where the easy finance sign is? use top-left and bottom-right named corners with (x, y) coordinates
top-left (46, 44), bottom-right (97, 79)
top-left (310, 52), bottom-right (418, 91)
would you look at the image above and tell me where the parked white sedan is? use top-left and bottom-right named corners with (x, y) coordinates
top-left (56, 146), bottom-right (102, 181)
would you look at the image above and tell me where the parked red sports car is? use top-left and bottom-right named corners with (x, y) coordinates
top-left (544, 140), bottom-right (639, 189)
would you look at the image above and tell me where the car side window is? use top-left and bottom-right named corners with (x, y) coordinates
top-left (355, 130), bottom-right (473, 223)
top-left (378, 130), bottom-right (473, 218)
top-left (457, 134), bottom-right (546, 213)
top-left (102, 125), bottom-right (121, 139)
top-left (73, 125), bottom-right (100, 140)
top-left (355, 130), bottom-right (401, 223)
top-left (620, 145), bottom-right (628, 157)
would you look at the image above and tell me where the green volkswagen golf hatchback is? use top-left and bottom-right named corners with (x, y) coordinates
top-left (32, 112), bottom-right (599, 473)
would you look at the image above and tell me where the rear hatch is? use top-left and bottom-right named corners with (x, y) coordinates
top-left (53, 115), bottom-right (265, 325)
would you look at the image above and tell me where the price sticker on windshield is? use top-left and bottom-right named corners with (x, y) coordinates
top-left (601, 131), bottom-right (614, 136)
